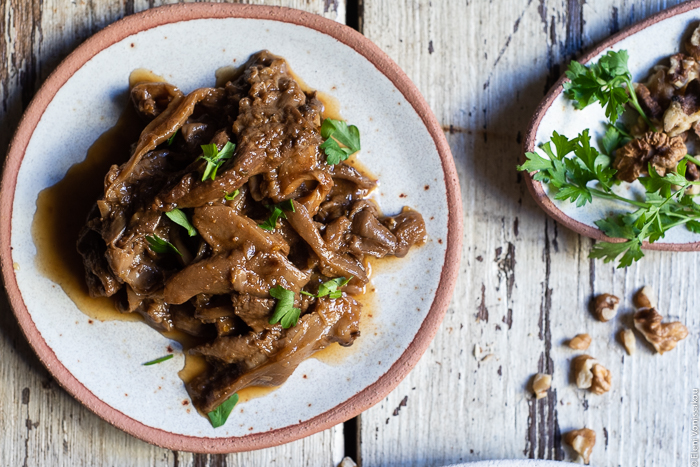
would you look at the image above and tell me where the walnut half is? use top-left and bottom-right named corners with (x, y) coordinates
top-left (633, 286), bottom-right (656, 309)
top-left (572, 355), bottom-right (612, 395)
top-left (619, 329), bottom-right (637, 355)
top-left (591, 294), bottom-right (619, 322)
top-left (532, 373), bottom-right (552, 400)
top-left (564, 428), bottom-right (596, 464)
top-left (634, 308), bottom-right (688, 354)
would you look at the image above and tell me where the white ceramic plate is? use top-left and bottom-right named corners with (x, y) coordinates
top-left (0, 4), bottom-right (461, 452)
top-left (524, 1), bottom-right (700, 250)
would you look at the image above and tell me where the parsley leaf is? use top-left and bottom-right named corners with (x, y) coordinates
top-left (200, 142), bottom-right (236, 181)
top-left (224, 189), bottom-right (240, 201)
top-left (143, 354), bottom-right (174, 366)
top-left (259, 200), bottom-right (295, 231)
top-left (165, 208), bottom-right (197, 237)
top-left (207, 393), bottom-right (239, 428)
top-left (563, 50), bottom-right (655, 130)
top-left (320, 118), bottom-right (361, 165)
top-left (268, 285), bottom-right (301, 329)
top-left (301, 277), bottom-right (352, 299)
top-left (146, 234), bottom-right (182, 256)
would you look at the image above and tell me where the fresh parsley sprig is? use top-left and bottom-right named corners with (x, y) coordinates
top-left (563, 50), bottom-right (656, 130)
top-left (207, 393), bottom-right (239, 428)
top-left (301, 277), bottom-right (352, 299)
top-left (165, 208), bottom-right (197, 237)
top-left (268, 285), bottom-right (301, 329)
top-left (260, 199), bottom-right (295, 231)
top-left (200, 142), bottom-right (235, 181)
top-left (519, 130), bottom-right (700, 268)
top-left (320, 118), bottom-right (361, 165)
top-left (146, 234), bottom-right (182, 256)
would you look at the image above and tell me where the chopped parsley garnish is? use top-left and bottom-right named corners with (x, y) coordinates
top-left (166, 130), bottom-right (178, 146)
top-left (301, 277), bottom-right (352, 299)
top-left (268, 285), bottom-right (301, 329)
top-left (207, 393), bottom-right (239, 428)
top-left (143, 354), bottom-right (174, 366)
top-left (319, 118), bottom-right (361, 165)
top-left (199, 142), bottom-right (236, 181)
top-left (224, 189), bottom-right (240, 201)
top-left (146, 234), bottom-right (182, 256)
top-left (563, 50), bottom-right (655, 130)
top-left (518, 130), bottom-right (700, 268)
top-left (259, 199), bottom-right (295, 231)
top-left (165, 208), bottom-right (197, 237)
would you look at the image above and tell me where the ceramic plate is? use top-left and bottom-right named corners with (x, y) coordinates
top-left (524, 0), bottom-right (700, 251)
top-left (0, 4), bottom-right (461, 453)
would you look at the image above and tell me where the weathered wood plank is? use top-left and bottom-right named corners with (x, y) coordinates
top-left (358, 0), bottom-right (698, 465)
top-left (0, 1), bottom-right (345, 466)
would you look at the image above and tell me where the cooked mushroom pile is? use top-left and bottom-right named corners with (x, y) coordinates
top-left (77, 51), bottom-right (426, 414)
top-left (619, 25), bottom-right (700, 184)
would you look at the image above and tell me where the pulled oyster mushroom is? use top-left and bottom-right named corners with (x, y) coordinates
top-left (633, 308), bottom-right (688, 354)
top-left (564, 428), bottom-right (596, 465)
top-left (591, 293), bottom-right (619, 322)
top-left (613, 131), bottom-right (687, 182)
top-left (572, 355), bottom-right (612, 395)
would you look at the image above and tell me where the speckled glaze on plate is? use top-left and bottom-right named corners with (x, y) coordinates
top-left (524, 0), bottom-right (700, 251)
top-left (0, 4), bottom-right (462, 453)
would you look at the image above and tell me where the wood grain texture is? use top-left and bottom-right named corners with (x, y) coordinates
top-left (0, 1), bottom-right (344, 466)
top-left (358, 0), bottom-right (699, 466)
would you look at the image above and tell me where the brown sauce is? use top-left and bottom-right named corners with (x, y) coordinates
top-left (32, 66), bottom-right (377, 406)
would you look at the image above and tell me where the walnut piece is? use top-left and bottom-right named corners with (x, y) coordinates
top-left (572, 355), bottom-right (611, 395)
top-left (591, 294), bottom-right (619, 322)
top-left (568, 333), bottom-right (592, 350)
top-left (564, 428), bottom-right (596, 464)
top-left (686, 24), bottom-right (700, 61)
top-left (663, 100), bottom-right (700, 136)
top-left (633, 286), bottom-right (655, 309)
top-left (619, 329), bottom-right (636, 355)
top-left (590, 364), bottom-right (612, 395)
top-left (667, 53), bottom-right (700, 89)
top-left (613, 132), bottom-right (687, 182)
top-left (532, 373), bottom-right (552, 400)
top-left (634, 308), bottom-right (689, 354)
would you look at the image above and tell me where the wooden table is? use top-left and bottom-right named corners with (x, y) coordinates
top-left (1, 0), bottom-right (697, 465)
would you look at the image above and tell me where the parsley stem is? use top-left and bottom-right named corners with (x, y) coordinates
top-left (588, 187), bottom-right (649, 209)
top-left (623, 77), bottom-right (657, 132)
top-left (684, 154), bottom-right (700, 167)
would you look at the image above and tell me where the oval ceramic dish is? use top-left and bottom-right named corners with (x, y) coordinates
top-left (0, 4), bottom-right (462, 453)
top-left (524, 0), bottom-right (700, 251)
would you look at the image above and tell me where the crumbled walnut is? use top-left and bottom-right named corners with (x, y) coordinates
top-left (564, 428), bottom-right (596, 464)
top-left (338, 457), bottom-right (357, 467)
top-left (613, 132), bottom-right (687, 182)
top-left (633, 286), bottom-right (656, 309)
top-left (667, 53), bottom-right (700, 89)
top-left (532, 373), bottom-right (552, 400)
top-left (634, 307), bottom-right (689, 354)
top-left (619, 329), bottom-right (636, 355)
top-left (572, 355), bottom-right (611, 395)
top-left (568, 333), bottom-right (592, 350)
top-left (664, 100), bottom-right (700, 136)
top-left (590, 364), bottom-right (612, 395)
top-left (636, 67), bottom-right (676, 121)
top-left (591, 294), bottom-right (619, 322)
top-left (686, 24), bottom-right (700, 61)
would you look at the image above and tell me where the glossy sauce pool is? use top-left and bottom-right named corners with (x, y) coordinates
top-left (31, 66), bottom-right (380, 409)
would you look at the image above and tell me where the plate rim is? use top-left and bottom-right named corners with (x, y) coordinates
top-left (523, 0), bottom-right (700, 252)
top-left (0, 2), bottom-right (463, 453)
